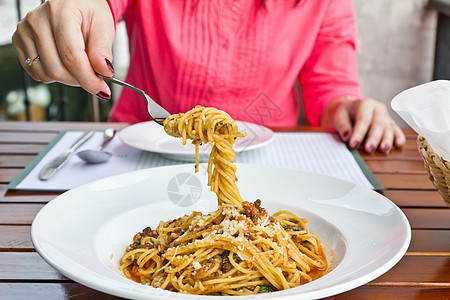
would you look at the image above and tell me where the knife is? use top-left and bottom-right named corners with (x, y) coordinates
top-left (39, 131), bottom-right (95, 180)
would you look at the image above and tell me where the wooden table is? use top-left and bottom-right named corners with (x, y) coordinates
top-left (1, 121), bottom-right (449, 299)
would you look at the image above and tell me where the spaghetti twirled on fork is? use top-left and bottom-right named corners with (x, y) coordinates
top-left (163, 106), bottom-right (246, 209)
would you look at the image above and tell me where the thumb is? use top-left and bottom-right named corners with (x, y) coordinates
top-left (85, 6), bottom-right (115, 77)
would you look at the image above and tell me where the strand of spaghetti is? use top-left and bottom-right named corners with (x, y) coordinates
top-left (202, 274), bottom-right (251, 285)
top-left (136, 248), bottom-right (159, 266)
top-left (120, 248), bottom-right (148, 266)
top-left (228, 252), bottom-right (252, 274)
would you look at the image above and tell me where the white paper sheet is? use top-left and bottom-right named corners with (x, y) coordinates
top-left (391, 80), bottom-right (450, 161)
top-left (14, 131), bottom-right (374, 191)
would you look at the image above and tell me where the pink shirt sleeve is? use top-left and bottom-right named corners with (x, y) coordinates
top-left (299, 0), bottom-right (364, 126)
top-left (106, 0), bottom-right (135, 27)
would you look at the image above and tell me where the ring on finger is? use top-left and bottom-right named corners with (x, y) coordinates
top-left (25, 55), bottom-right (40, 67)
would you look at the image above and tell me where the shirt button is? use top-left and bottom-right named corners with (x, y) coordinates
top-left (231, 1), bottom-right (241, 12)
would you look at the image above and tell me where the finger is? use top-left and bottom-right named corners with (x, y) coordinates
top-left (51, 10), bottom-right (110, 98)
top-left (333, 103), bottom-right (353, 142)
top-left (12, 23), bottom-right (40, 81)
top-left (20, 11), bottom-right (49, 82)
top-left (379, 123), bottom-right (395, 154)
top-left (27, 8), bottom-right (78, 86)
top-left (12, 36), bottom-right (40, 81)
top-left (349, 100), bottom-right (374, 149)
top-left (85, 6), bottom-right (115, 77)
top-left (393, 125), bottom-right (406, 148)
top-left (363, 112), bottom-right (386, 153)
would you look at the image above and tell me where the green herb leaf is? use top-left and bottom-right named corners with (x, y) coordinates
top-left (257, 284), bottom-right (277, 293)
top-left (282, 225), bottom-right (301, 231)
top-left (220, 250), bottom-right (229, 259)
top-left (134, 236), bottom-right (142, 247)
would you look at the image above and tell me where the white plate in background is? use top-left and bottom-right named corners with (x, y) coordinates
top-left (119, 121), bottom-right (274, 162)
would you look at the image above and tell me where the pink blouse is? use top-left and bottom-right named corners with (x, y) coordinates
top-left (107, 0), bottom-right (363, 127)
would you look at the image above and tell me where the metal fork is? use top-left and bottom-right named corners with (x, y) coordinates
top-left (99, 75), bottom-right (170, 125)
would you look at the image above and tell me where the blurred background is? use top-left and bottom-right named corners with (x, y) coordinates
top-left (0, 0), bottom-right (445, 126)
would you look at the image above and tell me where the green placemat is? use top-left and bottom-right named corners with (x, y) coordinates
top-left (7, 131), bottom-right (67, 190)
top-left (350, 148), bottom-right (384, 190)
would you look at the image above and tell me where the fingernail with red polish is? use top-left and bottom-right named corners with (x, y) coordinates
top-left (105, 58), bottom-right (114, 73)
top-left (342, 131), bottom-right (349, 141)
top-left (350, 140), bottom-right (359, 149)
top-left (384, 144), bottom-right (391, 153)
top-left (96, 91), bottom-right (111, 101)
top-left (367, 144), bottom-right (375, 153)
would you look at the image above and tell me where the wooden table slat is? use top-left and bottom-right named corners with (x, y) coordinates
top-left (0, 253), bottom-right (67, 281)
top-left (0, 144), bottom-right (46, 155)
top-left (328, 287), bottom-right (450, 299)
top-left (377, 174), bottom-right (436, 190)
top-left (0, 185), bottom-right (60, 203)
top-left (0, 133), bottom-right (57, 144)
top-left (396, 138), bottom-right (419, 149)
top-left (0, 155), bottom-right (35, 168)
top-left (381, 190), bottom-right (448, 208)
top-left (0, 121), bottom-right (127, 132)
top-left (0, 169), bottom-right (23, 184)
top-left (373, 256), bottom-right (450, 284)
top-left (403, 208), bottom-right (450, 229)
top-left (409, 229), bottom-right (450, 252)
top-left (366, 159), bottom-right (427, 174)
top-left (0, 226), bottom-right (34, 251)
top-left (0, 204), bottom-right (45, 225)
top-left (360, 149), bottom-right (423, 161)
top-left (0, 283), bottom-right (124, 300)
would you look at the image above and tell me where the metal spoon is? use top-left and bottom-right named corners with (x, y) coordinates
top-left (77, 128), bottom-right (116, 164)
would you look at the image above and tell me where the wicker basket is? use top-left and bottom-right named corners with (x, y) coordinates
top-left (417, 136), bottom-right (450, 207)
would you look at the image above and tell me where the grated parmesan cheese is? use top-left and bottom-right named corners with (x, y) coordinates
top-left (192, 261), bottom-right (202, 270)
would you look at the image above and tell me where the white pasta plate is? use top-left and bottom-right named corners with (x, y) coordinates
top-left (31, 164), bottom-right (410, 299)
top-left (119, 121), bottom-right (274, 162)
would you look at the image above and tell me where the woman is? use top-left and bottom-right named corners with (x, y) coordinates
top-left (12, 0), bottom-right (405, 153)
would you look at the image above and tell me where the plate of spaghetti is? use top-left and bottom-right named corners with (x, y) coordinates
top-left (119, 119), bottom-right (273, 162)
top-left (31, 106), bottom-right (410, 299)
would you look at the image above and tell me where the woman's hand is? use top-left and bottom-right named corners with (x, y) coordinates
top-left (321, 96), bottom-right (405, 153)
top-left (12, 0), bottom-right (115, 100)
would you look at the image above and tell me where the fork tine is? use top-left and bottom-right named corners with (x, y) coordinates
top-left (143, 94), bottom-right (171, 125)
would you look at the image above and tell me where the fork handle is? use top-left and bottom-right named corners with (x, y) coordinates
top-left (98, 74), bottom-right (144, 96)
